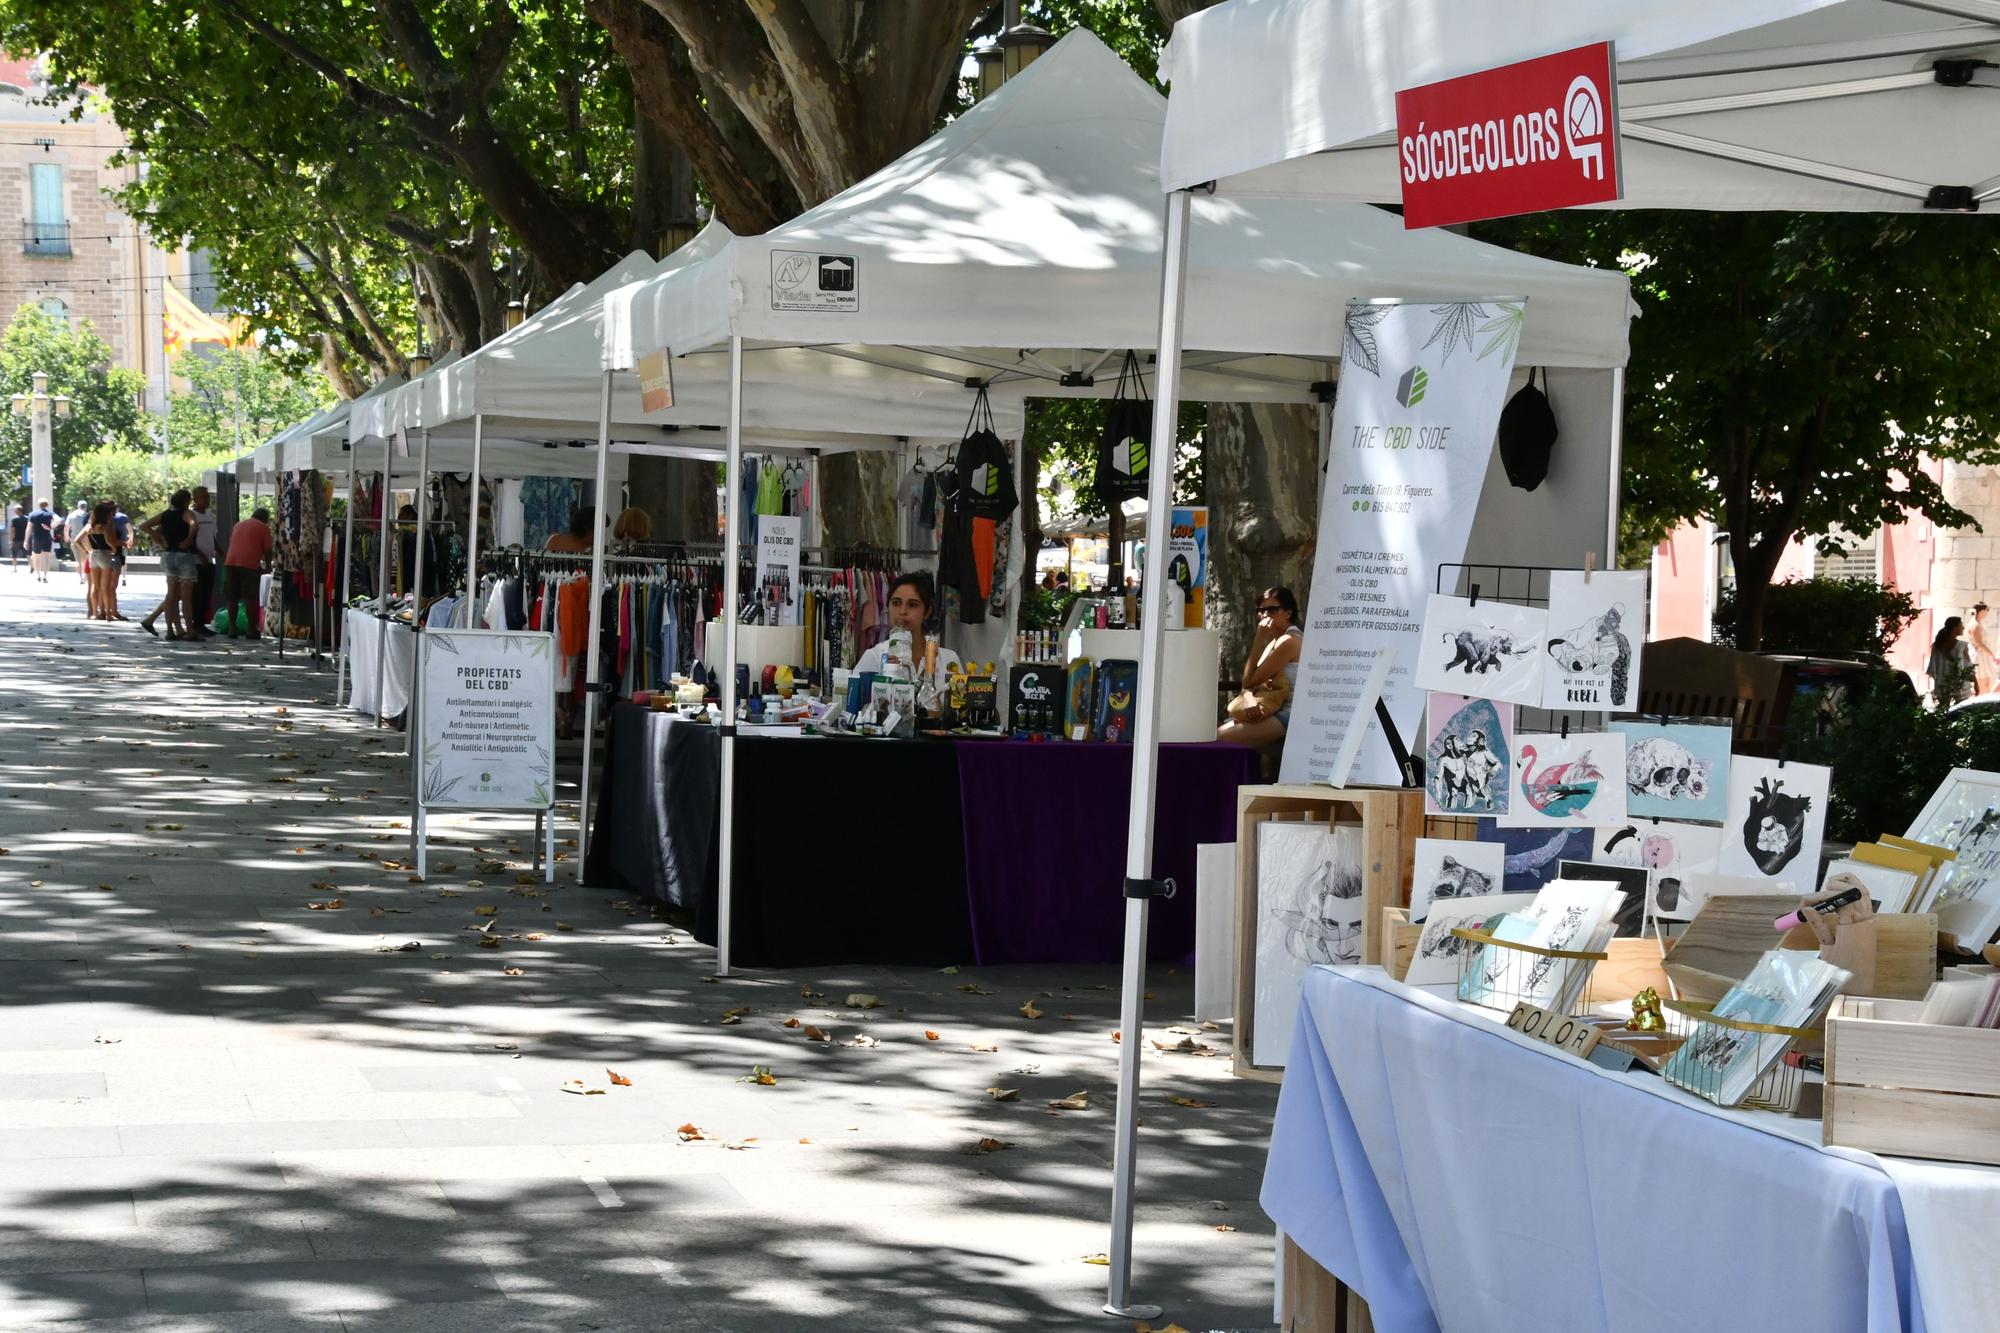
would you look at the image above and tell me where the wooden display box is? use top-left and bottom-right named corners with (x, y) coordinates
top-left (1824, 995), bottom-right (2000, 1166)
top-left (1234, 784), bottom-right (1422, 1083)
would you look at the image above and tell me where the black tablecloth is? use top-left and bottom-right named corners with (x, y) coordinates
top-left (586, 706), bottom-right (969, 966)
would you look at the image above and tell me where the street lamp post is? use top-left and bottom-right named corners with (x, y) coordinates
top-left (10, 371), bottom-right (72, 501)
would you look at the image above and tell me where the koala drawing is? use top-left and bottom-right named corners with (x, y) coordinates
top-left (1626, 737), bottom-right (1711, 804)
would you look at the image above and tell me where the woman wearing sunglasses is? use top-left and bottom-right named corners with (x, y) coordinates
top-left (1217, 586), bottom-right (1303, 748)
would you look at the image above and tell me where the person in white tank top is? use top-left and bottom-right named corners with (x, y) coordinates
top-left (1217, 585), bottom-right (1303, 749)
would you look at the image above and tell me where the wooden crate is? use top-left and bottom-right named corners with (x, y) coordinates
top-left (1233, 784), bottom-right (1422, 1082)
top-left (1824, 995), bottom-right (2000, 1166)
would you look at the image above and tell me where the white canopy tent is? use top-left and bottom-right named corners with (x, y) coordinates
top-left (599, 30), bottom-right (1632, 1012)
top-left (1132, 0), bottom-right (1999, 1320)
top-left (1157, 0), bottom-right (2000, 212)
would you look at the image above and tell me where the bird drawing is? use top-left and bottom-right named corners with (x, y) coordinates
top-left (1518, 744), bottom-right (1603, 819)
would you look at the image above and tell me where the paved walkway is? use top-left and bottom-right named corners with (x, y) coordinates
top-left (0, 565), bottom-right (1280, 1332)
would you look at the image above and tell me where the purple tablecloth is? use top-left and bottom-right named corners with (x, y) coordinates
top-left (954, 740), bottom-right (1259, 965)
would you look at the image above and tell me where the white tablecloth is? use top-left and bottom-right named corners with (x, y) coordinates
top-left (1262, 966), bottom-right (1977, 1333)
top-left (344, 608), bottom-right (415, 718)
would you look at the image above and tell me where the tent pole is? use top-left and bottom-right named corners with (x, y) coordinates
top-left (336, 447), bottom-right (357, 705)
top-left (718, 334), bottom-right (745, 977)
top-left (373, 436), bottom-right (394, 731)
top-left (1105, 186), bottom-right (1191, 1324)
top-left (463, 413), bottom-right (484, 627)
top-left (404, 427), bottom-right (431, 761)
top-left (1606, 368), bottom-right (1625, 565)
top-left (577, 371), bottom-right (613, 880)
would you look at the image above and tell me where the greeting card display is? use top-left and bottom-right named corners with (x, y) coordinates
top-left (1497, 730), bottom-right (1627, 828)
top-left (1539, 570), bottom-right (1646, 710)
top-left (1425, 693), bottom-right (1512, 817)
top-left (1715, 756), bottom-right (1831, 885)
top-left (1404, 890), bottom-right (1538, 987)
top-left (1413, 595), bottom-right (1548, 707)
top-left (1610, 718), bottom-right (1731, 824)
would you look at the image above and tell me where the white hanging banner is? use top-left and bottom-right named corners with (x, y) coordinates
top-left (1281, 298), bottom-right (1523, 784)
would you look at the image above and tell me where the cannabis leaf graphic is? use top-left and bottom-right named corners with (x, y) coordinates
top-left (1476, 302), bottom-right (1525, 362)
top-left (428, 634), bottom-right (462, 656)
top-left (532, 781), bottom-right (551, 807)
top-left (421, 765), bottom-right (464, 804)
top-left (1343, 304), bottom-right (1394, 376)
top-left (1422, 302), bottom-right (1490, 363)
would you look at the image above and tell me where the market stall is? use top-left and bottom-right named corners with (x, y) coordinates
top-left (585, 703), bottom-right (1257, 967)
top-left (592, 29), bottom-right (1632, 992)
top-left (1145, 4), bottom-right (2000, 1325)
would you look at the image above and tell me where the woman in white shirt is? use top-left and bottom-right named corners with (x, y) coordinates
top-left (855, 571), bottom-right (961, 698)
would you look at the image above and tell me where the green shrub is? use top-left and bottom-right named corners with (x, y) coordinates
top-left (1713, 577), bottom-right (1918, 659)
top-left (1791, 671), bottom-right (2000, 842)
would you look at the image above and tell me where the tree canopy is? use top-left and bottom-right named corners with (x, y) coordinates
top-left (1485, 210), bottom-right (2000, 646)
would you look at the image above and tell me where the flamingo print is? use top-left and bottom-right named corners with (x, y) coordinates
top-left (1518, 744), bottom-right (1604, 819)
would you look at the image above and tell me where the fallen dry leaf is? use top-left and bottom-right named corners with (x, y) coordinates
top-left (721, 1137), bottom-right (759, 1151)
top-left (555, 921), bottom-right (573, 931)
top-left (1169, 1095), bottom-right (1217, 1108)
top-left (310, 880), bottom-right (337, 891)
top-left (676, 1123), bottom-right (706, 1141)
top-left (561, 1080), bottom-right (605, 1096)
top-left (1080, 1253), bottom-right (1110, 1266)
top-left (1214, 1225), bottom-right (1237, 1233)
top-left (802, 1025), bottom-right (831, 1043)
top-left (1019, 1000), bottom-right (1044, 1020)
top-left (839, 1033), bottom-right (879, 1049)
top-left (1047, 1091), bottom-right (1090, 1111)
top-left (845, 993), bottom-right (882, 1009)
top-left (369, 907), bottom-right (386, 918)
top-left (306, 899), bottom-right (345, 911)
top-left (957, 983), bottom-right (994, 996)
top-left (985, 1087), bottom-right (1019, 1101)
top-left (973, 1137), bottom-right (1011, 1154)
top-left (782, 1017), bottom-right (801, 1029)
top-left (923, 1029), bottom-right (942, 1041)
top-left (1200, 1021), bottom-right (1222, 1032)
top-left (607, 1069), bottom-right (632, 1087)
top-left (970, 1041), bottom-right (999, 1053)
top-left (939, 965), bottom-right (960, 975)
top-left (476, 937), bottom-right (501, 949)
top-left (719, 1014), bottom-right (742, 1026)
top-left (502, 967), bottom-right (524, 977)
top-left (741, 1065), bottom-right (778, 1086)
top-left (1152, 1035), bottom-right (1197, 1053)
top-left (473, 905), bottom-right (498, 917)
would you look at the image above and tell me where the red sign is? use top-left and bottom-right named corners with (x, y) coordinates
top-left (1394, 42), bottom-right (1621, 229)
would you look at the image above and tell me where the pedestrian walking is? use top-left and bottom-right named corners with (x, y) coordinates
top-left (111, 503), bottom-right (131, 589)
top-left (220, 506), bottom-right (274, 640)
top-left (6, 502), bottom-right (23, 568)
top-left (137, 490), bottom-right (202, 640)
top-left (190, 486), bottom-right (218, 631)
top-left (83, 500), bottom-right (122, 621)
top-left (64, 499), bottom-right (90, 589)
top-left (24, 499), bottom-right (56, 582)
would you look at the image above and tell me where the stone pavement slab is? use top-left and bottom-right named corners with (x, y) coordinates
top-left (0, 568), bottom-right (1281, 1331)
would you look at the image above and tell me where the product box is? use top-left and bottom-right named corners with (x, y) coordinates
top-left (962, 665), bottom-right (999, 730)
top-left (1008, 663), bottom-right (1063, 736)
top-left (1094, 657), bottom-right (1138, 744)
top-left (1065, 657), bottom-right (1096, 741)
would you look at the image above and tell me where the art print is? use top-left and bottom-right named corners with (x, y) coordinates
top-left (1409, 837), bottom-right (1506, 922)
top-left (1252, 821), bottom-right (1365, 1066)
top-left (1497, 730), bottom-right (1627, 828)
top-left (1558, 860), bottom-right (1648, 938)
top-left (1425, 693), bottom-right (1512, 817)
top-left (1413, 594), bottom-right (1548, 707)
top-left (1476, 820), bottom-right (1593, 895)
top-left (1904, 768), bottom-right (2000, 949)
top-left (1539, 570), bottom-right (1645, 710)
top-left (1715, 756), bottom-right (1831, 885)
top-left (1403, 890), bottom-right (1537, 987)
top-left (1609, 719), bottom-right (1731, 824)
top-left (1595, 819), bottom-right (1724, 921)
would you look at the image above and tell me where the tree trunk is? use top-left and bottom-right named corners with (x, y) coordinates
top-left (1206, 401), bottom-right (1320, 678)
top-left (816, 452), bottom-right (900, 549)
top-left (623, 454), bottom-right (718, 543)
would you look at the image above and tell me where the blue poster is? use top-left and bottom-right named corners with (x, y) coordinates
top-left (1609, 719), bottom-right (1731, 824)
top-left (1476, 819), bottom-right (1593, 895)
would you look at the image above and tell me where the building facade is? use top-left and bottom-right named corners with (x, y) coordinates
top-left (0, 54), bottom-right (214, 413)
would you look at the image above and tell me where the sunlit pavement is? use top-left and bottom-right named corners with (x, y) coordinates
top-left (0, 563), bottom-right (1279, 1332)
